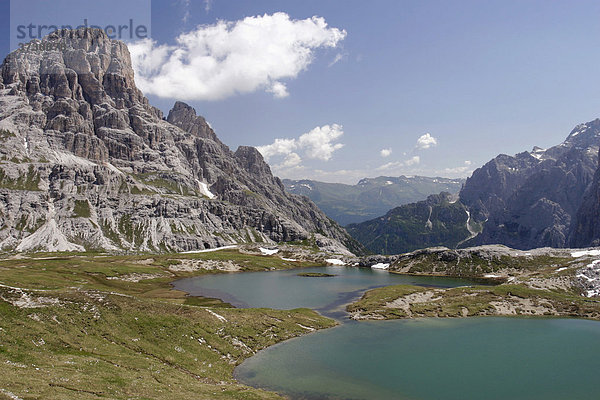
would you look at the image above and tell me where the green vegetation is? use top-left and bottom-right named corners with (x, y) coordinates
top-left (0, 250), bottom-right (335, 399)
top-left (132, 172), bottom-right (196, 197)
top-left (392, 252), bottom-right (573, 278)
top-left (347, 193), bottom-right (470, 255)
top-left (0, 165), bottom-right (41, 191)
top-left (348, 283), bottom-right (600, 320)
top-left (72, 200), bottom-right (91, 218)
top-left (0, 129), bottom-right (16, 140)
top-left (297, 272), bottom-right (337, 277)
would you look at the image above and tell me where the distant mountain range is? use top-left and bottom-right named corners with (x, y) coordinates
top-left (283, 176), bottom-right (465, 225)
top-left (346, 192), bottom-right (477, 254)
top-left (348, 119), bottom-right (600, 254)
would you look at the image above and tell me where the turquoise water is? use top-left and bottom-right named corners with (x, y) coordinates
top-left (176, 267), bottom-right (600, 399)
top-left (236, 317), bottom-right (600, 400)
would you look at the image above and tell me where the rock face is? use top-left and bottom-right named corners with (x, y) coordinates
top-left (0, 28), bottom-right (361, 254)
top-left (461, 120), bottom-right (600, 249)
top-left (570, 148), bottom-right (600, 247)
top-left (283, 176), bottom-right (465, 225)
top-left (347, 192), bottom-right (472, 255)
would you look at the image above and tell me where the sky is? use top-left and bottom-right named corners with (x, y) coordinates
top-left (3, 0), bottom-right (600, 183)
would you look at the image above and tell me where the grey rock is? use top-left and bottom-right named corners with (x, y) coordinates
top-left (0, 28), bottom-right (361, 255)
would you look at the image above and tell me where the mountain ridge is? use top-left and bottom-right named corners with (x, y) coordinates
top-left (348, 118), bottom-right (600, 253)
top-left (283, 175), bottom-right (464, 225)
top-left (0, 28), bottom-right (361, 254)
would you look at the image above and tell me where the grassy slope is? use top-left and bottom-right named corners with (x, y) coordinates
top-left (348, 253), bottom-right (600, 320)
top-left (0, 250), bottom-right (336, 399)
top-left (346, 196), bottom-right (471, 255)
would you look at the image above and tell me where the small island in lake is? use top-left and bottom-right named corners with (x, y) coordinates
top-left (297, 272), bottom-right (337, 277)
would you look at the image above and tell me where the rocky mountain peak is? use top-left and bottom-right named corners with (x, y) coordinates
top-left (166, 101), bottom-right (219, 142)
top-left (0, 29), bottom-right (360, 254)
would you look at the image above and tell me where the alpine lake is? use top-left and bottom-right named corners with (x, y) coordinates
top-left (174, 265), bottom-right (600, 400)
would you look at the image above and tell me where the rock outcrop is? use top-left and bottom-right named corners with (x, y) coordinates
top-left (569, 147), bottom-right (600, 247)
top-left (0, 28), bottom-right (361, 254)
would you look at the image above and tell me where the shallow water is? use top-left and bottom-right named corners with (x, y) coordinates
top-left (173, 265), bottom-right (472, 318)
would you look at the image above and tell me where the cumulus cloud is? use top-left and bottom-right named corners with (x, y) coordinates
top-left (415, 133), bottom-right (438, 150)
top-left (298, 124), bottom-right (344, 161)
top-left (380, 148), bottom-right (392, 157)
top-left (256, 138), bottom-right (297, 159)
top-left (129, 13), bottom-right (346, 100)
top-left (257, 124), bottom-right (344, 172)
top-left (376, 156), bottom-right (420, 171)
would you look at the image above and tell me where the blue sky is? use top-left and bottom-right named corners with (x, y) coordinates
top-left (3, 0), bottom-right (600, 183)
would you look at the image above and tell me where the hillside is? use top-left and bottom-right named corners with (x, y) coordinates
top-left (346, 192), bottom-right (477, 254)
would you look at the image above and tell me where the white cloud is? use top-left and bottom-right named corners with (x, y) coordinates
top-left (328, 52), bottom-right (344, 67)
top-left (442, 160), bottom-right (473, 176)
top-left (267, 81), bottom-right (289, 98)
top-left (415, 133), bottom-right (437, 150)
top-left (257, 124), bottom-right (344, 173)
top-left (376, 156), bottom-right (420, 171)
top-left (256, 138), bottom-right (297, 159)
top-left (204, 0), bottom-right (212, 12)
top-left (180, 0), bottom-right (191, 24)
top-left (380, 148), bottom-right (392, 157)
top-left (279, 152), bottom-right (302, 168)
top-left (129, 13), bottom-right (346, 100)
top-left (298, 124), bottom-right (344, 161)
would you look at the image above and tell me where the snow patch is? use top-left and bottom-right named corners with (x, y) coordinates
top-left (571, 249), bottom-right (600, 258)
top-left (206, 309), bottom-right (227, 323)
top-left (556, 267), bottom-right (568, 272)
top-left (259, 247), bottom-right (279, 255)
top-left (483, 274), bottom-right (501, 278)
top-left (325, 258), bottom-right (345, 266)
top-left (371, 263), bottom-right (390, 270)
top-left (16, 219), bottom-right (85, 253)
top-left (281, 257), bottom-right (298, 262)
top-left (180, 245), bottom-right (238, 254)
top-left (196, 180), bottom-right (216, 199)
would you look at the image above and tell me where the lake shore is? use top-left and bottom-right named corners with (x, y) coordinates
top-left (348, 246), bottom-right (600, 321)
top-left (0, 247), bottom-right (338, 399)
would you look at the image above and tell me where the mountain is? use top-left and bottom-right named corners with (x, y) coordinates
top-left (283, 176), bottom-right (464, 225)
top-left (461, 120), bottom-right (599, 249)
top-left (348, 119), bottom-right (600, 253)
top-left (0, 28), bottom-right (361, 254)
top-left (346, 192), bottom-right (477, 254)
top-left (569, 147), bottom-right (600, 247)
